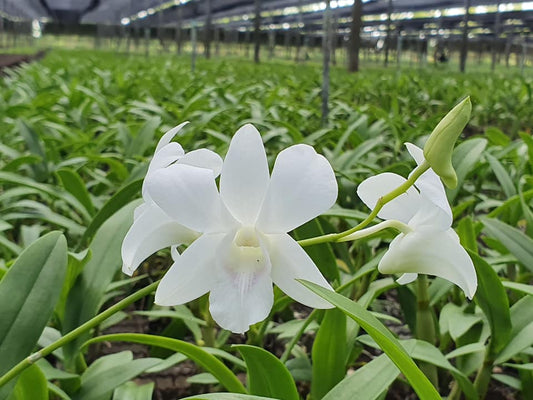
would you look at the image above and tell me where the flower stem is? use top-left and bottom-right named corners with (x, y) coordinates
top-left (473, 350), bottom-right (494, 398)
top-left (297, 161), bottom-right (429, 248)
top-left (416, 274), bottom-right (439, 389)
top-left (0, 280), bottom-right (160, 388)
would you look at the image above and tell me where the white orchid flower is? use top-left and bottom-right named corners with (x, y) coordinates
top-left (121, 122), bottom-right (223, 276)
top-left (144, 124), bottom-right (337, 333)
top-left (354, 143), bottom-right (477, 299)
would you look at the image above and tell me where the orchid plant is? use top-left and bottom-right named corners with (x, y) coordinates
top-left (3, 96), bottom-right (507, 400)
top-left (119, 98), bottom-right (477, 336)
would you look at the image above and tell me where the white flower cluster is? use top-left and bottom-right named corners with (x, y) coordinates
top-left (122, 123), bottom-right (477, 333)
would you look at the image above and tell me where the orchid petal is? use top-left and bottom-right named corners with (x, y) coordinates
top-left (378, 229), bottom-right (477, 299)
top-left (154, 233), bottom-right (224, 306)
top-left (148, 142), bottom-right (185, 175)
top-left (405, 143), bottom-right (452, 225)
top-left (146, 163), bottom-right (235, 233)
top-left (209, 232), bottom-right (273, 333)
top-left (220, 124), bottom-right (270, 225)
top-left (256, 144), bottom-right (337, 233)
top-left (266, 233), bottom-right (333, 308)
top-left (121, 203), bottom-right (199, 276)
top-left (396, 273), bottom-right (418, 285)
top-left (357, 173), bottom-right (421, 224)
top-left (408, 197), bottom-right (451, 231)
top-left (155, 121), bottom-right (189, 153)
top-left (179, 148), bottom-right (223, 177)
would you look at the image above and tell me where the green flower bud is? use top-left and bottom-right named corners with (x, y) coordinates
top-left (423, 97), bottom-right (472, 188)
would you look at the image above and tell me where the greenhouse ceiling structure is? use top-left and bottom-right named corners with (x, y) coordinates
top-left (0, 0), bottom-right (532, 37)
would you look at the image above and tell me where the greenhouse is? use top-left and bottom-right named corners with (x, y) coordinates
top-left (0, 0), bottom-right (532, 399)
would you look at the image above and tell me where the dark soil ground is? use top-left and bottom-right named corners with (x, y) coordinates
top-left (0, 50), bottom-right (47, 73)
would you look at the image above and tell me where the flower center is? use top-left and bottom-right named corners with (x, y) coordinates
top-left (227, 226), bottom-right (267, 273)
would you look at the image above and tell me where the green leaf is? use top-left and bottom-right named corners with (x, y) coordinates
top-left (485, 154), bottom-right (516, 198)
top-left (323, 353), bottom-right (401, 400)
top-left (73, 351), bottom-right (159, 400)
top-left (481, 217), bottom-right (533, 273)
top-left (468, 251), bottom-right (511, 355)
top-left (299, 281), bottom-right (440, 400)
top-left (0, 232), bottom-right (67, 398)
top-left (126, 117), bottom-right (161, 158)
top-left (456, 216), bottom-right (478, 253)
top-left (183, 395), bottom-right (277, 400)
top-left (6, 364), bottom-right (47, 400)
top-left (293, 218), bottom-right (339, 282)
top-left (0, 171), bottom-right (91, 221)
top-left (57, 168), bottom-right (95, 215)
top-left (495, 296), bottom-right (533, 364)
top-left (63, 201), bottom-right (139, 367)
top-left (84, 334), bottom-right (246, 394)
top-left (311, 309), bottom-right (346, 400)
top-left (113, 381), bottom-right (154, 400)
top-left (502, 281), bottom-right (533, 296)
top-left (447, 138), bottom-right (487, 202)
top-left (235, 345), bottom-right (298, 400)
top-left (79, 179), bottom-right (142, 246)
top-left (17, 120), bottom-right (48, 181)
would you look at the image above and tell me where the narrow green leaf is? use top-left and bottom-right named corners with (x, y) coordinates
top-left (495, 296), bottom-right (533, 364)
top-left (79, 179), bottom-right (142, 246)
top-left (57, 168), bottom-right (95, 215)
top-left (83, 334), bottom-right (246, 394)
top-left (0, 232), bottom-right (67, 398)
top-left (63, 201), bottom-right (139, 367)
top-left (299, 280), bottom-right (440, 400)
top-left (183, 395), bottom-right (276, 400)
top-left (456, 216), bottom-right (478, 253)
top-left (502, 281), bottom-right (533, 296)
top-left (126, 117), bottom-right (161, 158)
top-left (235, 345), bottom-right (298, 400)
top-left (113, 381), bottom-right (154, 400)
top-left (481, 217), bottom-right (533, 273)
top-left (323, 353), bottom-right (400, 400)
top-left (6, 364), bottom-right (47, 400)
top-left (311, 309), bottom-right (346, 400)
top-left (293, 218), bottom-right (339, 282)
top-left (485, 154), bottom-right (516, 198)
top-left (468, 251), bottom-right (511, 355)
top-left (447, 138), bottom-right (487, 202)
top-left (17, 120), bottom-right (48, 181)
top-left (73, 352), bottom-right (159, 400)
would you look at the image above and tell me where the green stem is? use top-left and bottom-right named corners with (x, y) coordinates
top-left (473, 353), bottom-right (493, 399)
top-left (416, 275), bottom-right (439, 389)
top-left (280, 310), bottom-right (318, 363)
top-left (298, 161), bottom-right (429, 248)
top-left (0, 280), bottom-right (160, 388)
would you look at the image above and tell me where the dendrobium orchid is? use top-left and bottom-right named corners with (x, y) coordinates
top-left (351, 143), bottom-right (477, 299)
top-left (142, 124), bottom-right (337, 333)
top-left (121, 122), bottom-right (223, 276)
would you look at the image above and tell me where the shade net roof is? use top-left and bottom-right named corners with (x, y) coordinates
top-left (1, 0), bottom-right (532, 36)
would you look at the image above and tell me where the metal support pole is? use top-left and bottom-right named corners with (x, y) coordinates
top-left (322, 0), bottom-right (332, 126)
top-left (491, 1), bottom-right (501, 71)
top-left (396, 30), bottom-right (403, 68)
top-left (384, 0), bottom-right (393, 67)
top-left (253, 0), bottom-right (261, 63)
top-left (175, 6), bottom-right (183, 55)
top-left (191, 22), bottom-right (197, 72)
top-left (144, 27), bottom-right (150, 57)
top-left (296, 0), bottom-right (303, 62)
top-left (204, 0), bottom-right (212, 58)
top-left (268, 29), bottom-right (275, 59)
top-left (348, 0), bottom-right (363, 72)
top-left (214, 27), bottom-right (220, 57)
top-left (460, 0), bottom-right (471, 72)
